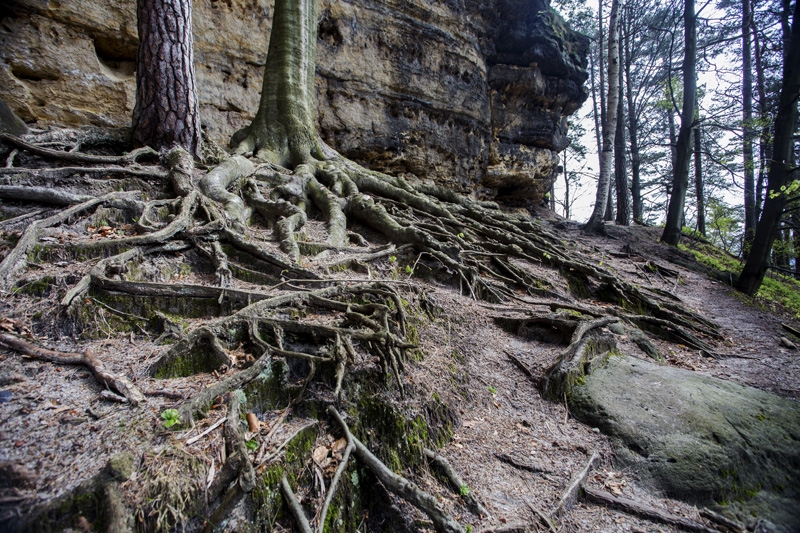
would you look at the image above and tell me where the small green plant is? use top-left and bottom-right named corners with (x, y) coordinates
top-left (245, 439), bottom-right (258, 451)
top-left (460, 484), bottom-right (471, 496)
top-left (543, 251), bottom-right (551, 260)
top-left (458, 232), bottom-right (465, 239)
top-left (466, 525), bottom-right (473, 533)
top-left (487, 385), bottom-right (497, 394)
top-left (389, 255), bottom-right (397, 262)
top-left (405, 265), bottom-right (414, 275)
top-left (161, 409), bottom-right (180, 429)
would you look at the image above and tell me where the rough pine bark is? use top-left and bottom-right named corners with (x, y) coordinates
top-left (132, 0), bottom-right (201, 156)
top-left (661, 0), bottom-right (697, 245)
top-left (694, 126), bottom-right (706, 236)
top-left (742, 0), bottom-right (757, 254)
top-left (623, 12), bottom-right (643, 224)
top-left (614, 37), bottom-right (631, 226)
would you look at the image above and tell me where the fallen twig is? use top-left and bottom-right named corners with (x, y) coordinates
top-left (317, 425), bottom-right (356, 532)
top-left (699, 507), bottom-right (746, 532)
top-left (504, 351), bottom-right (536, 382)
top-left (185, 417), bottom-right (226, 445)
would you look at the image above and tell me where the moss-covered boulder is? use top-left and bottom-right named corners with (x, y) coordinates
top-left (570, 355), bottom-right (800, 531)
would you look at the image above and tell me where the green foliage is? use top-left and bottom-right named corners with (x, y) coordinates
top-left (245, 439), bottom-right (258, 451)
top-left (769, 180), bottom-right (800, 199)
top-left (487, 385), bottom-right (497, 394)
top-left (161, 409), bottom-right (180, 429)
top-left (705, 198), bottom-right (744, 255)
top-left (460, 484), bottom-right (471, 496)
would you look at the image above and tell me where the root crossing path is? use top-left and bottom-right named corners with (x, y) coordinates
top-left (0, 130), bottom-right (731, 532)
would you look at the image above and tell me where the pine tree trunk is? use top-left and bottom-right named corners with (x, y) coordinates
top-left (661, 0), bottom-right (697, 245)
top-left (753, 18), bottom-right (769, 220)
top-left (694, 125), bottom-right (706, 236)
top-left (737, 0), bottom-right (800, 295)
top-left (585, 0), bottom-right (621, 234)
top-left (623, 9), bottom-right (643, 224)
top-left (793, 214), bottom-right (800, 279)
top-left (132, 0), bottom-right (201, 156)
top-left (742, 0), bottom-right (757, 255)
top-left (614, 36), bottom-right (630, 226)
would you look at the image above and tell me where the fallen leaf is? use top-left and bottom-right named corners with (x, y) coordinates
top-left (332, 437), bottom-right (347, 453)
top-left (312, 445), bottom-right (329, 464)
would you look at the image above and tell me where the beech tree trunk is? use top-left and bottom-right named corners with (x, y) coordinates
top-left (585, 0), bottom-right (621, 234)
top-left (736, 0), bottom-right (800, 296)
top-left (132, 0), bottom-right (201, 156)
top-left (661, 0), bottom-right (697, 245)
top-left (230, 0), bottom-right (321, 167)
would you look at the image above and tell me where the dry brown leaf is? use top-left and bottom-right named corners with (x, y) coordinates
top-left (332, 437), bottom-right (347, 453)
top-left (312, 445), bottom-right (329, 464)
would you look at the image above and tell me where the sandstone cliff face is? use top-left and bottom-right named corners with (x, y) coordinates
top-left (0, 0), bottom-right (587, 206)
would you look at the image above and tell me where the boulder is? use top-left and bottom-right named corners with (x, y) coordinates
top-left (571, 354), bottom-right (800, 532)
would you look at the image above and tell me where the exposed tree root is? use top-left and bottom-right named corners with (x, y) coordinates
top-left (328, 407), bottom-right (464, 533)
top-left (0, 129), bottom-right (729, 532)
top-left (581, 485), bottom-right (715, 532)
top-left (424, 447), bottom-right (491, 519)
top-left (0, 332), bottom-right (144, 405)
top-left (552, 450), bottom-right (599, 517)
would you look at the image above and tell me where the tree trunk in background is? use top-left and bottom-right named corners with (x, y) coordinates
top-left (624, 9), bottom-right (643, 224)
top-left (661, 0), bottom-right (697, 245)
top-left (793, 213), bottom-right (800, 279)
top-left (737, 0), bottom-right (800, 296)
top-left (615, 37), bottom-right (631, 226)
top-left (598, 0), bottom-right (607, 136)
top-left (753, 22), bottom-right (769, 220)
top-left (563, 152), bottom-right (571, 219)
top-left (589, 49), bottom-right (603, 184)
top-left (742, 0), bottom-right (757, 256)
top-left (585, 0), bottom-right (621, 234)
top-left (132, 0), bottom-right (201, 156)
top-left (605, 182), bottom-right (615, 221)
top-left (694, 125), bottom-right (706, 236)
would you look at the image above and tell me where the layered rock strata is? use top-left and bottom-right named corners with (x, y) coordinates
top-left (0, 0), bottom-right (587, 206)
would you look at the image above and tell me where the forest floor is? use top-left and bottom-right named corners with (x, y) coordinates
top-left (1, 197), bottom-right (799, 532)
